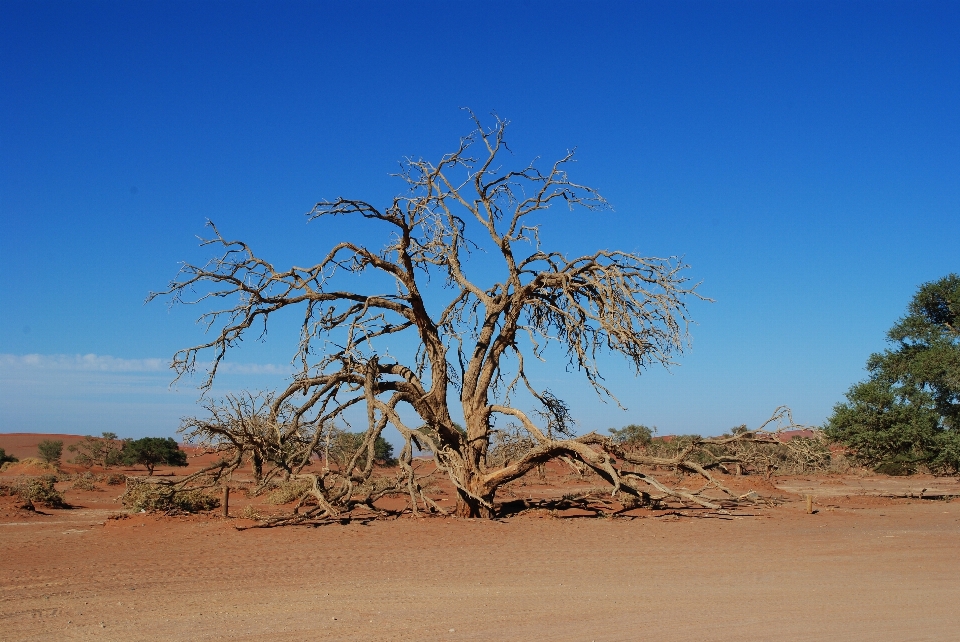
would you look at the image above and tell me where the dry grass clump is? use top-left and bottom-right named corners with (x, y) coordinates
top-left (4, 457), bottom-right (57, 472)
top-left (239, 505), bottom-right (265, 520)
top-left (257, 474), bottom-right (403, 514)
top-left (353, 474), bottom-right (406, 506)
top-left (121, 478), bottom-right (220, 513)
top-left (266, 478), bottom-right (312, 505)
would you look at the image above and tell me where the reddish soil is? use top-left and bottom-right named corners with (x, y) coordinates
top-left (0, 433), bottom-right (91, 461)
top-left (2, 434), bottom-right (960, 641)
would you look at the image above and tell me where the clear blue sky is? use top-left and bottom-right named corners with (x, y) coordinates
top-left (2, 1), bottom-right (958, 441)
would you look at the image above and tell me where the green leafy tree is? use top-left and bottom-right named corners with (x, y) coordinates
top-left (68, 432), bottom-right (125, 469)
top-left (826, 275), bottom-right (960, 474)
top-left (37, 439), bottom-right (63, 465)
top-left (328, 428), bottom-right (397, 470)
top-left (608, 424), bottom-right (655, 448)
top-left (121, 437), bottom-right (188, 475)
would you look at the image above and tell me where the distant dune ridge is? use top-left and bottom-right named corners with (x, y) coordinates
top-left (0, 433), bottom-right (90, 460)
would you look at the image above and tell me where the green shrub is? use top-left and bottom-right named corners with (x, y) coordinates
top-left (37, 440), bottom-right (63, 465)
top-left (0, 447), bottom-right (18, 465)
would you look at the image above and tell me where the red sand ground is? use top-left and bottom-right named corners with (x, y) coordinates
top-left (2, 433), bottom-right (960, 641)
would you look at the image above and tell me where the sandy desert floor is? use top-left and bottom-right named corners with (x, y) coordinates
top-left (3, 465), bottom-right (960, 642)
top-left (4, 433), bottom-right (960, 641)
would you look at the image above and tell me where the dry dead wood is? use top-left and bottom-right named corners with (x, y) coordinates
top-left (155, 112), bottom-right (794, 521)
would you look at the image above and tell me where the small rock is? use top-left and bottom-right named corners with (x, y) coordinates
top-left (449, 628), bottom-right (455, 632)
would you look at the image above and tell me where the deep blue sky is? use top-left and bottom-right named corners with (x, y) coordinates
top-left (2, 1), bottom-right (958, 440)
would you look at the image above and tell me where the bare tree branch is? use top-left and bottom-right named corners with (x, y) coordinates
top-left (160, 113), bottom-right (728, 519)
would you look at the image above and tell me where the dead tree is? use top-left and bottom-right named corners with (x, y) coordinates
top-left (178, 391), bottom-right (306, 485)
top-left (153, 112), bottom-right (760, 519)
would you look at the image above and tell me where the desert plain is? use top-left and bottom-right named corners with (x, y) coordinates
top-left (3, 433), bottom-right (960, 642)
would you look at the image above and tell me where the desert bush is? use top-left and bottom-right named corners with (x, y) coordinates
top-left (15, 475), bottom-right (68, 508)
top-left (172, 489), bottom-right (221, 512)
top-left (0, 447), bottom-right (18, 465)
top-left (645, 435), bottom-right (706, 461)
top-left (266, 478), bottom-right (312, 504)
top-left (120, 477), bottom-right (220, 512)
top-left (37, 440), bottom-right (63, 465)
top-left (828, 450), bottom-right (852, 474)
top-left (783, 435), bottom-right (834, 473)
top-left (873, 454), bottom-right (921, 476)
top-left (104, 473), bottom-right (127, 485)
top-left (71, 472), bottom-right (100, 491)
top-left (701, 428), bottom-right (832, 476)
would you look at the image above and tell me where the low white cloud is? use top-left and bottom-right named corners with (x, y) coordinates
top-left (0, 353), bottom-right (289, 375)
top-left (214, 362), bottom-right (291, 375)
top-left (0, 353), bottom-right (293, 436)
top-left (1, 353), bottom-right (167, 372)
